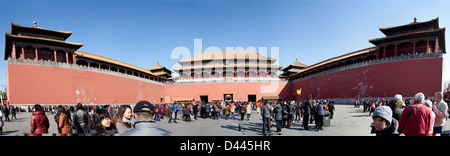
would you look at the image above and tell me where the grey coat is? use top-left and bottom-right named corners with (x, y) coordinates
top-left (120, 119), bottom-right (170, 136)
top-left (261, 104), bottom-right (273, 118)
top-left (274, 105), bottom-right (283, 121)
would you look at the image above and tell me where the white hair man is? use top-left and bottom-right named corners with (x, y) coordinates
top-left (393, 94), bottom-right (405, 108)
top-left (398, 92), bottom-right (435, 136)
top-left (432, 92), bottom-right (448, 135)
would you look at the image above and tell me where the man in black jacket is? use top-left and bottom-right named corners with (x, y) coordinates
top-left (73, 103), bottom-right (90, 136)
top-left (302, 99), bottom-right (313, 130)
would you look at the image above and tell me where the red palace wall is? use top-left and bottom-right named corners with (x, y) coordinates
top-left (5, 56), bottom-right (444, 105)
top-left (165, 81), bottom-right (290, 102)
top-left (290, 57), bottom-right (444, 100)
top-left (7, 64), bottom-right (165, 105)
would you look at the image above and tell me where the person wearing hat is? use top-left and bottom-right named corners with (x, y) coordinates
top-left (120, 101), bottom-right (170, 136)
top-left (371, 106), bottom-right (399, 136)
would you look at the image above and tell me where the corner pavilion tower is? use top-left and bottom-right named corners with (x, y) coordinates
top-left (173, 50), bottom-right (282, 81)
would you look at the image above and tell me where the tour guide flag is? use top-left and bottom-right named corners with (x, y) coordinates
top-left (297, 88), bottom-right (302, 95)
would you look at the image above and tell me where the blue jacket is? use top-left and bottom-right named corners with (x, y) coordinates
top-left (173, 104), bottom-right (178, 112)
top-left (316, 104), bottom-right (327, 116)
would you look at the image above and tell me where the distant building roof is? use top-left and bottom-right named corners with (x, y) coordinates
top-left (177, 50), bottom-right (277, 63)
top-left (147, 61), bottom-right (173, 79)
top-left (290, 47), bottom-right (376, 78)
top-left (379, 17), bottom-right (439, 36)
top-left (11, 22), bottom-right (73, 40)
top-left (75, 51), bottom-right (164, 79)
top-left (280, 58), bottom-right (308, 71)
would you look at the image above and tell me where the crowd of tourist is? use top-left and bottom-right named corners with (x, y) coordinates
top-left (0, 92), bottom-right (448, 136)
top-left (368, 92), bottom-right (449, 136)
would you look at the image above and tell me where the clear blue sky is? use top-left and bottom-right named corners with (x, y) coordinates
top-left (1, 0), bottom-right (449, 90)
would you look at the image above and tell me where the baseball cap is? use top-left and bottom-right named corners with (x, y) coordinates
top-left (134, 100), bottom-right (155, 113)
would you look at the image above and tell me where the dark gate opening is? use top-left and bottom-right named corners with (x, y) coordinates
top-left (200, 95), bottom-right (208, 103)
top-left (248, 95), bottom-right (256, 102)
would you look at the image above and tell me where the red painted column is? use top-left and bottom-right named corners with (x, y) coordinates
top-left (435, 38), bottom-right (439, 53)
top-left (376, 47), bottom-right (380, 59)
top-left (35, 47), bottom-right (39, 60)
top-left (394, 44), bottom-right (398, 57)
top-left (383, 46), bottom-right (386, 58)
top-left (426, 39), bottom-right (430, 54)
top-left (54, 49), bottom-right (57, 62)
top-left (65, 52), bottom-right (69, 63)
top-left (72, 53), bottom-right (77, 64)
top-left (12, 43), bottom-right (16, 59)
top-left (413, 41), bottom-right (416, 55)
top-left (21, 45), bottom-right (25, 60)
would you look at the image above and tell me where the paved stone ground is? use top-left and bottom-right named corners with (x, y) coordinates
top-left (158, 104), bottom-right (375, 136)
top-left (1, 104), bottom-right (449, 136)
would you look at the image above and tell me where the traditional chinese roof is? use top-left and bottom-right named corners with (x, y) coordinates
top-left (290, 47), bottom-right (376, 78)
top-left (175, 50), bottom-right (281, 73)
top-left (11, 22), bottom-right (73, 40)
top-left (379, 17), bottom-right (439, 36)
top-left (75, 51), bottom-right (164, 79)
top-left (177, 50), bottom-right (277, 63)
top-left (280, 58), bottom-right (308, 71)
top-left (370, 17), bottom-right (446, 53)
top-left (147, 62), bottom-right (173, 79)
top-left (147, 61), bottom-right (165, 70)
top-left (5, 33), bottom-right (83, 47)
top-left (4, 22), bottom-right (83, 60)
top-left (173, 63), bottom-right (282, 72)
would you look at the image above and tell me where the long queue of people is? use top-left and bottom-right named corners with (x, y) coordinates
top-left (369, 92), bottom-right (449, 136)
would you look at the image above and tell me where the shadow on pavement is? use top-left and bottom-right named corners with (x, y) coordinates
top-left (0, 130), bottom-right (19, 136)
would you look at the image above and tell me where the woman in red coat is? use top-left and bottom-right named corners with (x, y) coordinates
top-left (30, 104), bottom-right (49, 135)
